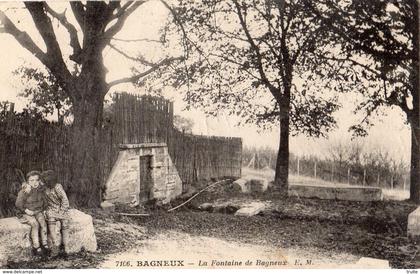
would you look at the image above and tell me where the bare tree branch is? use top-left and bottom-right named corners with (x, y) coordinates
top-left (110, 2), bottom-right (132, 20)
top-left (232, 0), bottom-right (278, 97)
top-left (0, 10), bottom-right (47, 64)
top-left (24, 2), bottom-right (72, 89)
top-left (70, 2), bottom-right (86, 31)
top-left (160, 0), bottom-right (190, 58)
top-left (108, 56), bottom-right (184, 87)
top-left (25, 3), bottom-right (62, 59)
top-left (108, 43), bottom-right (155, 66)
top-left (44, 3), bottom-right (83, 63)
top-left (111, 37), bottom-right (161, 43)
top-left (103, 1), bottom-right (147, 42)
top-left (208, 52), bottom-right (263, 81)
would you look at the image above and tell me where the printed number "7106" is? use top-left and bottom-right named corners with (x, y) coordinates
top-left (116, 261), bottom-right (132, 267)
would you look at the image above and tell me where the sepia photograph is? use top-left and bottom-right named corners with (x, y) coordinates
top-left (0, 0), bottom-right (419, 271)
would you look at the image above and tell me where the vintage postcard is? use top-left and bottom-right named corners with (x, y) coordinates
top-left (0, 0), bottom-right (419, 271)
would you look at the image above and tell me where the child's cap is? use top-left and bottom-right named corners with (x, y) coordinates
top-left (42, 170), bottom-right (57, 182)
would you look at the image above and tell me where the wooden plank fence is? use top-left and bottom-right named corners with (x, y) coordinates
top-left (0, 94), bottom-right (242, 216)
top-left (168, 132), bottom-right (242, 184)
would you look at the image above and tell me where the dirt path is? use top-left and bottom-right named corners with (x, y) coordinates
top-left (100, 230), bottom-right (359, 269)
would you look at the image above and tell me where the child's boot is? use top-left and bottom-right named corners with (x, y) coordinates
top-left (33, 247), bottom-right (43, 257)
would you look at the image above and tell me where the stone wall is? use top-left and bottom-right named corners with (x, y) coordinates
top-left (288, 185), bottom-right (383, 202)
top-left (103, 143), bottom-right (183, 205)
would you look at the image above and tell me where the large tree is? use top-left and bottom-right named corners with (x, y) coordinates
top-left (308, 0), bottom-right (420, 202)
top-left (166, 0), bottom-right (365, 191)
top-left (0, 2), bottom-right (182, 206)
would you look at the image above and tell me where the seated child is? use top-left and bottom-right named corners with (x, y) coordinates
top-left (15, 170), bottom-right (48, 256)
top-left (41, 170), bottom-right (70, 257)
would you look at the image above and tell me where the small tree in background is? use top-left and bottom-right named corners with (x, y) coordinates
top-left (13, 66), bottom-right (72, 124)
top-left (174, 115), bottom-right (194, 133)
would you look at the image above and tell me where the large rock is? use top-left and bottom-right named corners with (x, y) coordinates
top-left (408, 206), bottom-right (420, 238)
top-left (62, 210), bottom-right (97, 254)
top-left (232, 178), bottom-right (249, 193)
top-left (0, 209), bottom-right (97, 266)
top-left (288, 185), bottom-right (383, 202)
top-left (0, 217), bottom-right (32, 266)
top-left (232, 177), bottom-right (269, 193)
top-left (234, 202), bottom-right (267, 217)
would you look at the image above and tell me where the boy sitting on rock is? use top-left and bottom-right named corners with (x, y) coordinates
top-left (15, 171), bottom-right (48, 256)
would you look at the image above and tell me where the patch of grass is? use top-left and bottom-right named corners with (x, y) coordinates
top-left (120, 188), bottom-right (419, 269)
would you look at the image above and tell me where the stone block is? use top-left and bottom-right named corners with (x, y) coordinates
top-left (408, 206), bottom-right (420, 237)
top-left (63, 209), bottom-right (97, 254)
top-left (249, 178), bottom-right (269, 193)
top-left (233, 177), bottom-right (269, 193)
top-left (233, 178), bottom-right (249, 193)
top-left (199, 203), bottom-right (213, 211)
top-left (234, 202), bottom-right (267, 217)
top-left (288, 185), bottom-right (383, 202)
top-left (0, 209), bottom-right (97, 266)
top-left (356, 257), bottom-right (390, 268)
top-left (0, 217), bottom-right (32, 266)
top-left (100, 201), bottom-right (115, 213)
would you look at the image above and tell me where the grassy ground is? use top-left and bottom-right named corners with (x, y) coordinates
top-left (103, 186), bottom-right (419, 268)
top-left (5, 177), bottom-right (420, 269)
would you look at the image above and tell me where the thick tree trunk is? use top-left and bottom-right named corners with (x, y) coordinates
top-left (410, 1), bottom-right (420, 203)
top-left (274, 104), bottom-right (290, 192)
top-left (67, 94), bottom-right (104, 207)
top-left (67, 47), bottom-right (108, 207)
top-left (410, 125), bottom-right (420, 202)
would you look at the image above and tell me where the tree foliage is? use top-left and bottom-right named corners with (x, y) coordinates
top-left (308, 0), bottom-right (420, 201)
top-left (173, 114), bottom-right (194, 133)
top-left (308, 0), bottom-right (415, 135)
top-left (163, 0), bottom-right (370, 189)
top-left (169, 0), bottom-right (347, 136)
top-left (13, 66), bottom-right (72, 123)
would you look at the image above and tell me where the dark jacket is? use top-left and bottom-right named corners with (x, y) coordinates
top-left (15, 186), bottom-right (45, 213)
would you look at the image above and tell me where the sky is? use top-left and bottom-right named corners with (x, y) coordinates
top-left (0, 1), bottom-right (412, 163)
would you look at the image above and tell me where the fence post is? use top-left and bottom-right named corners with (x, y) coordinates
top-left (377, 173), bottom-right (380, 186)
top-left (391, 176), bottom-right (394, 190)
top-left (331, 164), bottom-right (334, 181)
top-left (347, 167), bottom-right (350, 185)
top-left (297, 158), bottom-right (300, 176)
top-left (363, 169), bottom-right (366, 186)
top-left (314, 161), bottom-right (317, 178)
top-left (404, 175), bottom-right (407, 191)
top-left (6, 102), bottom-right (14, 132)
